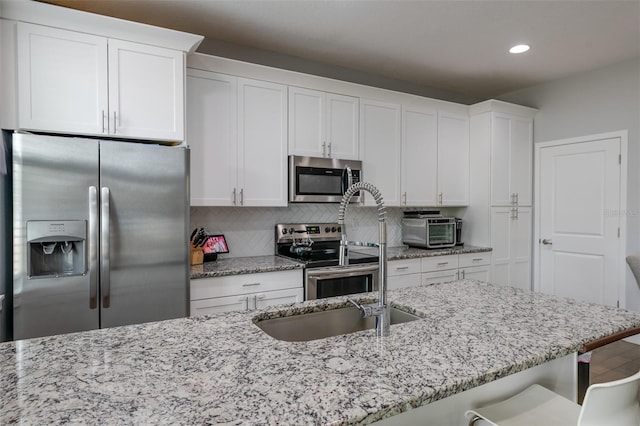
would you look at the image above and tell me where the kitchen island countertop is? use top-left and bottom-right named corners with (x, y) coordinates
top-left (190, 245), bottom-right (491, 279)
top-left (2, 280), bottom-right (640, 425)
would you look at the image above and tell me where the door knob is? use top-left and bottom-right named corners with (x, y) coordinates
top-left (541, 238), bottom-right (552, 245)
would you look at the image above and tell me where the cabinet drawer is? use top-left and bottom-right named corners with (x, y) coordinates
top-left (191, 269), bottom-right (303, 301)
top-left (388, 273), bottom-right (422, 290)
top-left (421, 254), bottom-right (458, 272)
top-left (422, 269), bottom-right (459, 285)
top-left (388, 258), bottom-right (421, 276)
top-left (458, 252), bottom-right (492, 268)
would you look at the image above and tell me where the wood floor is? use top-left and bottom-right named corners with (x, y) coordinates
top-left (590, 339), bottom-right (640, 384)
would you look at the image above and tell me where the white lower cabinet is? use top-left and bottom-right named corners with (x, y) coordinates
top-left (490, 206), bottom-right (532, 291)
top-left (389, 252), bottom-right (491, 289)
top-left (387, 258), bottom-right (421, 290)
top-left (190, 269), bottom-right (303, 316)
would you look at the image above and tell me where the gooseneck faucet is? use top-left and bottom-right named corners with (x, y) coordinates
top-left (338, 180), bottom-right (389, 337)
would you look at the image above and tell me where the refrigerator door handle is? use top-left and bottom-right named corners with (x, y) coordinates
top-left (89, 186), bottom-right (99, 309)
top-left (101, 187), bottom-right (111, 308)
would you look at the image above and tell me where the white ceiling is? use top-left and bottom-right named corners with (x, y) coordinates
top-left (44, 0), bottom-right (640, 100)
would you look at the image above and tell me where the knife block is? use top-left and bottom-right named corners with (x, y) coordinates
top-left (190, 245), bottom-right (203, 265)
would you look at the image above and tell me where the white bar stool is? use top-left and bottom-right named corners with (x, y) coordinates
top-left (465, 369), bottom-right (640, 426)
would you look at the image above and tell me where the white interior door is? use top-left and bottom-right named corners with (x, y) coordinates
top-left (538, 137), bottom-right (621, 306)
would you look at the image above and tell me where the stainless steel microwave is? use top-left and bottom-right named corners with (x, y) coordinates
top-left (402, 217), bottom-right (457, 248)
top-left (289, 155), bottom-right (362, 203)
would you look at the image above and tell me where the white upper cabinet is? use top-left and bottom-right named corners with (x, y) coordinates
top-left (187, 70), bottom-right (287, 207)
top-left (437, 111), bottom-right (470, 206)
top-left (401, 104), bottom-right (438, 206)
top-left (238, 77), bottom-right (288, 206)
top-left (187, 70), bottom-right (237, 206)
top-left (288, 86), bottom-right (359, 160)
top-left (16, 22), bottom-right (184, 142)
top-left (17, 23), bottom-right (108, 135)
top-left (359, 98), bottom-right (402, 206)
top-left (107, 39), bottom-right (184, 141)
top-left (490, 113), bottom-right (533, 206)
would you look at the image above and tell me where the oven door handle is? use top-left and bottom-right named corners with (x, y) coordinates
top-left (307, 264), bottom-right (379, 279)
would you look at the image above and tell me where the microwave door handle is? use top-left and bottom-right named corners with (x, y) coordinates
top-left (342, 166), bottom-right (353, 193)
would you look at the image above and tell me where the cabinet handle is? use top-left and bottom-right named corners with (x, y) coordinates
top-left (461, 270), bottom-right (466, 279)
top-left (232, 188), bottom-right (237, 205)
top-left (515, 193), bottom-right (519, 205)
top-left (510, 208), bottom-right (516, 220)
top-left (328, 142), bottom-right (332, 157)
top-left (322, 142), bottom-right (326, 157)
top-left (439, 193), bottom-right (443, 205)
top-left (511, 193), bottom-right (516, 205)
top-left (395, 266), bottom-right (409, 270)
top-left (240, 188), bottom-right (244, 206)
top-left (101, 110), bottom-right (106, 133)
top-left (238, 296), bottom-right (249, 311)
top-left (472, 258), bottom-right (483, 262)
top-left (437, 262), bottom-right (449, 266)
top-left (242, 282), bottom-right (261, 287)
top-left (402, 192), bottom-right (407, 205)
top-left (113, 111), bottom-right (117, 134)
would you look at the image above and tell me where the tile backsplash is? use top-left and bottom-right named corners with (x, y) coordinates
top-left (191, 205), bottom-right (463, 258)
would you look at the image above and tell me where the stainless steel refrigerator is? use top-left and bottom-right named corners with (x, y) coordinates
top-left (2, 132), bottom-right (189, 340)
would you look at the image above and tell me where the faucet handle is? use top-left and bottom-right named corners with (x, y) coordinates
top-left (347, 298), bottom-right (383, 318)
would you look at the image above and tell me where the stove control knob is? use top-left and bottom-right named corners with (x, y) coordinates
top-left (324, 227), bottom-right (331, 233)
top-left (337, 226), bottom-right (342, 232)
top-left (282, 228), bottom-right (287, 234)
top-left (289, 228), bottom-right (295, 235)
top-left (331, 227), bottom-right (337, 232)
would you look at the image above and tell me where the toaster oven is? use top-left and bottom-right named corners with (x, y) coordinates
top-left (402, 216), bottom-right (457, 249)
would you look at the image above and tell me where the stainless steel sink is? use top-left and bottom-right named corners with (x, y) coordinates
top-left (255, 306), bottom-right (420, 342)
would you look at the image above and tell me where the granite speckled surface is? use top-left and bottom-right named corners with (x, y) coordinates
top-left (191, 246), bottom-right (491, 279)
top-left (190, 255), bottom-right (304, 279)
top-left (3, 280), bottom-right (640, 425)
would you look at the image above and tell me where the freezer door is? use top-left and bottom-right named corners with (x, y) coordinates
top-left (99, 141), bottom-right (188, 328)
top-left (12, 134), bottom-right (100, 340)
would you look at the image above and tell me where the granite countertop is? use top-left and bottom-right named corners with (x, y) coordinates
top-left (191, 246), bottom-right (491, 279)
top-left (190, 255), bottom-right (304, 279)
top-left (3, 280), bottom-right (640, 425)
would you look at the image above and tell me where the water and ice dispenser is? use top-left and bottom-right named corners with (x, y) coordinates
top-left (26, 221), bottom-right (86, 278)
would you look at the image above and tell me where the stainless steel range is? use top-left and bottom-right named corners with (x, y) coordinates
top-left (275, 223), bottom-right (379, 300)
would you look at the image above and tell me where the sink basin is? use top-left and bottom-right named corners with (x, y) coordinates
top-left (255, 306), bottom-right (420, 342)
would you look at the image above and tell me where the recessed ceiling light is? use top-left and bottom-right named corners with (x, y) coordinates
top-left (509, 44), bottom-right (530, 54)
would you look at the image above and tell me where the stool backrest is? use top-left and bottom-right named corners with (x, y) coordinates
top-left (578, 369), bottom-right (640, 426)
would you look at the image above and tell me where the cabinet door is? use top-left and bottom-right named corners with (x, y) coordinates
top-left (359, 99), bottom-right (402, 206)
top-left (388, 274), bottom-right (422, 290)
top-left (17, 23), bottom-right (108, 135)
top-left (325, 93), bottom-right (359, 160)
top-left (510, 117), bottom-right (533, 205)
top-left (108, 39), bottom-right (184, 141)
top-left (238, 78), bottom-right (288, 206)
top-left (402, 105), bottom-right (438, 206)
top-left (190, 294), bottom-right (250, 317)
top-left (253, 288), bottom-right (304, 310)
top-left (437, 112), bottom-right (469, 206)
top-left (490, 207), bottom-right (512, 286)
top-left (490, 207), bottom-right (532, 290)
top-left (288, 87), bottom-right (324, 157)
top-left (491, 113), bottom-right (533, 206)
top-left (422, 269), bottom-right (459, 285)
top-left (187, 70), bottom-right (237, 206)
top-left (511, 207), bottom-right (532, 291)
top-left (460, 265), bottom-right (491, 282)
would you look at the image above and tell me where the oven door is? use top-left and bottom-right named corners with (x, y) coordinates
top-left (305, 263), bottom-right (379, 300)
top-left (426, 221), bottom-right (456, 248)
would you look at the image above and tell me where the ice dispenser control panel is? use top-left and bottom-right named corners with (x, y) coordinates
top-left (26, 220), bottom-right (86, 278)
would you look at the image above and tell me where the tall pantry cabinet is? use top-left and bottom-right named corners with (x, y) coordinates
top-left (466, 100), bottom-right (537, 291)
